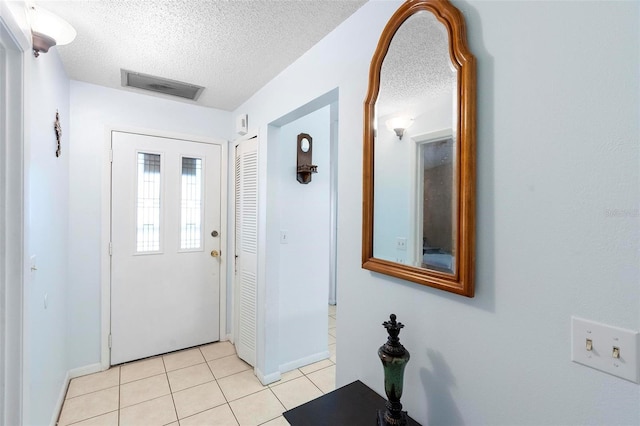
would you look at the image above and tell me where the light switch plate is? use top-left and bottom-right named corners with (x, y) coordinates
top-left (571, 316), bottom-right (639, 383)
top-left (396, 237), bottom-right (407, 251)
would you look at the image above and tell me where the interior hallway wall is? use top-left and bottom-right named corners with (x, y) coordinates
top-left (233, 1), bottom-right (640, 424)
top-left (25, 48), bottom-right (71, 426)
top-left (67, 82), bottom-right (232, 369)
top-left (277, 106), bottom-right (331, 370)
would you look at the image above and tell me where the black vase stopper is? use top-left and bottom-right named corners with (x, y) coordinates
top-left (377, 314), bottom-right (410, 426)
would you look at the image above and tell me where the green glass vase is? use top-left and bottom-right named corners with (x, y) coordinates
top-left (378, 314), bottom-right (410, 426)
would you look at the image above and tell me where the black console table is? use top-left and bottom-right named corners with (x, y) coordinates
top-left (283, 380), bottom-right (421, 426)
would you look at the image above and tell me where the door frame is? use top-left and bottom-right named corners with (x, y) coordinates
top-left (411, 128), bottom-right (453, 267)
top-left (0, 3), bottom-right (29, 423)
top-left (101, 126), bottom-right (228, 369)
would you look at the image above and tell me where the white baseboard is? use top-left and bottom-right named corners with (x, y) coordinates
top-left (69, 363), bottom-right (104, 379)
top-left (279, 350), bottom-right (331, 375)
top-left (255, 367), bottom-right (281, 386)
top-left (50, 370), bottom-right (70, 426)
top-left (50, 363), bottom-right (106, 426)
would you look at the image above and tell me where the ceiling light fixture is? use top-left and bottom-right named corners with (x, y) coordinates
top-left (30, 6), bottom-right (76, 58)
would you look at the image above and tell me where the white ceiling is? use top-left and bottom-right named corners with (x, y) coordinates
top-left (35, 0), bottom-right (367, 111)
top-left (377, 10), bottom-right (455, 118)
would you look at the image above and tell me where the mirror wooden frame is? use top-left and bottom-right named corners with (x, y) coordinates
top-left (362, 0), bottom-right (476, 297)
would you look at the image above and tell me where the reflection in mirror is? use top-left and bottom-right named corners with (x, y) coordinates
top-left (362, 0), bottom-right (476, 297)
top-left (419, 136), bottom-right (455, 273)
top-left (373, 11), bottom-right (457, 273)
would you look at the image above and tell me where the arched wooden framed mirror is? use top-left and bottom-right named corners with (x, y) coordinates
top-left (362, 0), bottom-right (476, 297)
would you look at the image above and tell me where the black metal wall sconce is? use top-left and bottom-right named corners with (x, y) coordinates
top-left (296, 133), bottom-right (317, 184)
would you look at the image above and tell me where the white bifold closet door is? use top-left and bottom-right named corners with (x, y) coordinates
top-left (234, 137), bottom-right (258, 367)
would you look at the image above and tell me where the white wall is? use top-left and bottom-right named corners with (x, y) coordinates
top-left (277, 106), bottom-right (331, 370)
top-left (234, 1), bottom-right (640, 424)
top-left (67, 82), bottom-right (232, 369)
top-left (24, 48), bottom-right (71, 425)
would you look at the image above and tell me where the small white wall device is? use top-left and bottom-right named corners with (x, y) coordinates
top-left (236, 114), bottom-right (248, 136)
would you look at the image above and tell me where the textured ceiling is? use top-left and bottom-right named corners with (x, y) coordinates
top-left (377, 10), bottom-right (455, 118)
top-left (35, 0), bottom-right (367, 111)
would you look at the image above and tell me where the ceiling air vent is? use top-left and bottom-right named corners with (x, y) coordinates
top-left (121, 70), bottom-right (204, 101)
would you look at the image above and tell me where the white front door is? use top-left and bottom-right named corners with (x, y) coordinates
top-left (111, 131), bottom-right (222, 364)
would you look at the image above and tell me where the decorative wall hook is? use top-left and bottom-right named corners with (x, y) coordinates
top-left (296, 133), bottom-right (317, 184)
top-left (54, 110), bottom-right (62, 157)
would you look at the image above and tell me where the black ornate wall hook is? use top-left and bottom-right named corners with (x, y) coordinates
top-left (54, 110), bottom-right (62, 158)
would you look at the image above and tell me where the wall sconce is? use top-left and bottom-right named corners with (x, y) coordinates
top-left (296, 133), bottom-right (317, 184)
top-left (30, 6), bottom-right (77, 57)
top-left (385, 117), bottom-right (414, 140)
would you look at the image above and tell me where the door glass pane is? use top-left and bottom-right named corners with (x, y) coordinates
top-left (136, 153), bottom-right (161, 252)
top-left (181, 157), bottom-right (203, 250)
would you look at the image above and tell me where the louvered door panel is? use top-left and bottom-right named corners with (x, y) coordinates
top-left (235, 138), bottom-right (258, 366)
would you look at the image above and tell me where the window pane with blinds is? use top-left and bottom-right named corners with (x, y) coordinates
top-left (136, 153), bottom-right (161, 252)
top-left (180, 157), bottom-right (203, 250)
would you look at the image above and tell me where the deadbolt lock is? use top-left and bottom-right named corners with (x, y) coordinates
top-left (211, 230), bottom-right (219, 237)
top-left (210, 250), bottom-right (220, 258)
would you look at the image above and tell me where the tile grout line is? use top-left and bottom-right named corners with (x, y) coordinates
top-left (58, 372), bottom-right (121, 425)
top-left (228, 403), bottom-right (242, 426)
top-left (63, 383), bottom-right (120, 401)
top-left (200, 345), bottom-right (242, 426)
top-left (264, 386), bottom-right (288, 424)
top-left (65, 410), bottom-right (120, 426)
top-left (300, 361), bottom-right (335, 378)
top-left (200, 346), bottom-right (219, 387)
top-left (120, 371), bottom-right (167, 387)
top-left (267, 374), bottom-right (324, 424)
top-left (161, 356), bottom-right (180, 424)
top-left (165, 359), bottom-right (208, 374)
top-left (118, 394), bottom-right (177, 413)
top-left (173, 401), bottom-right (232, 425)
top-left (118, 367), bottom-right (121, 426)
top-left (303, 373), bottom-right (327, 396)
top-left (224, 380), bottom-right (274, 403)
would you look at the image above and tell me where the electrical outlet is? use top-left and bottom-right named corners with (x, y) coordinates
top-left (396, 237), bottom-right (407, 251)
top-left (571, 316), bottom-right (639, 383)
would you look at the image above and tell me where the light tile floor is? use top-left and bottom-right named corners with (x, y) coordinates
top-left (58, 305), bottom-right (338, 426)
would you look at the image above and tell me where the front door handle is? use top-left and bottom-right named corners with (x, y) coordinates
top-left (211, 250), bottom-right (220, 258)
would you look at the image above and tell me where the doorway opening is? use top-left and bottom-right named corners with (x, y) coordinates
top-left (250, 88), bottom-right (339, 384)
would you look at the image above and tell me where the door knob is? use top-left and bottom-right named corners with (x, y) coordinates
top-left (210, 250), bottom-right (220, 258)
